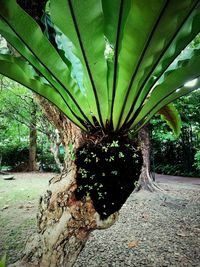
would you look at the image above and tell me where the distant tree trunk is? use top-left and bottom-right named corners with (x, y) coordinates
top-left (28, 100), bottom-right (37, 172)
top-left (10, 98), bottom-right (118, 267)
top-left (135, 125), bottom-right (163, 192)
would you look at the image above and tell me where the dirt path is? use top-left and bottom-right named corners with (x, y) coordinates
top-left (75, 182), bottom-right (200, 267)
top-left (155, 173), bottom-right (200, 185)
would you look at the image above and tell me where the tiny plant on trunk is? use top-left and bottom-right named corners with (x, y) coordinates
top-left (75, 134), bottom-right (142, 219)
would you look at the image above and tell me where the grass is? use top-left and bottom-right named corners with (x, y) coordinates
top-left (0, 173), bottom-right (50, 206)
top-left (2, 218), bottom-right (35, 250)
top-left (0, 172), bottom-right (53, 264)
top-left (0, 255), bottom-right (6, 267)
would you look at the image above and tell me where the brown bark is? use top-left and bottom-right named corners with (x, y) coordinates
top-left (9, 98), bottom-right (118, 267)
top-left (34, 95), bottom-right (82, 170)
top-left (28, 100), bottom-right (37, 171)
top-left (11, 170), bottom-right (117, 267)
top-left (134, 125), bottom-right (163, 192)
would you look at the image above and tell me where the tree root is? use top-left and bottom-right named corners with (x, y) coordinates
top-left (134, 167), bottom-right (165, 193)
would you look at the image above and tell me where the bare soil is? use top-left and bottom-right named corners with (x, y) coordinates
top-left (0, 172), bottom-right (200, 266)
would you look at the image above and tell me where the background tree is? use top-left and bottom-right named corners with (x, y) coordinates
top-left (134, 103), bottom-right (181, 192)
top-left (0, 77), bottom-right (38, 171)
top-left (151, 88), bottom-right (200, 177)
top-left (150, 33), bottom-right (200, 178)
top-left (0, 76), bottom-right (65, 172)
top-left (0, 1), bottom-right (200, 267)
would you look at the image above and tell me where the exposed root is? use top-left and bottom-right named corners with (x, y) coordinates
top-left (134, 167), bottom-right (165, 193)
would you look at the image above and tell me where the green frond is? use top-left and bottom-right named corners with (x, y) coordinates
top-left (0, 0), bottom-right (199, 134)
top-left (157, 104), bottom-right (181, 137)
top-left (0, 53), bottom-right (87, 130)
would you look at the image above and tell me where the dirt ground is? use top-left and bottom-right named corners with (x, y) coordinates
top-left (0, 172), bottom-right (200, 266)
top-left (156, 174), bottom-right (200, 185)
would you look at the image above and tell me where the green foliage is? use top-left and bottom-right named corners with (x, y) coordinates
top-left (151, 122), bottom-right (198, 176)
top-left (0, 1), bottom-right (199, 133)
top-left (0, 80), bottom-right (30, 147)
top-left (0, 255), bottom-right (6, 267)
top-left (0, 142), bottom-right (29, 169)
top-left (157, 104), bottom-right (181, 137)
top-left (0, 141), bottom-right (63, 172)
top-left (37, 144), bottom-right (64, 172)
top-left (191, 33), bottom-right (200, 48)
top-left (0, 77), bottom-right (65, 172)
top-left (151, 90), bottom-right (200, 176)
top-left (194, 151), bottom-right (200, 172)
top-left (68, 143), bottom-right (76, 161)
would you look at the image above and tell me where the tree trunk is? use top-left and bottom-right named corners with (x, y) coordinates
top-left (28, 100), bottom-right (37, 172)
top-left (11, 164), bottom-right (117, 267)
top-left (9, 99), bottom-right (118, 267)
top-left (134, 125), bottom-right (163, 192)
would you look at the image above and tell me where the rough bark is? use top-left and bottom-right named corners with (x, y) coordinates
top-left (34, 96), bottom-right (80, 171)
top-left (134, 125), bottom-right (163, 192)
top-left (9, 98), bottom-right (118, 267)
top-left (10, 169), bottom-right (117, 267)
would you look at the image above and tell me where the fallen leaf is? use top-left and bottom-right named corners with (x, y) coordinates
top-left (128, 240), bottom-right (139, 248)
